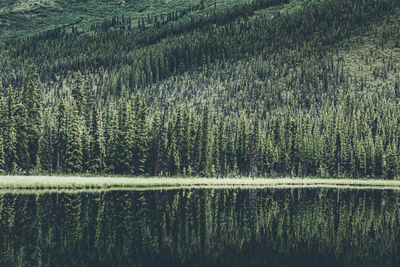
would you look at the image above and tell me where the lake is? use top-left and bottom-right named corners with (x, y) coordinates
top-left (0, 188), bottom-right (399, 266)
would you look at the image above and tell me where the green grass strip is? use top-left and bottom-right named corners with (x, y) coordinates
top-left (0, 176), bottom-right (400, 191)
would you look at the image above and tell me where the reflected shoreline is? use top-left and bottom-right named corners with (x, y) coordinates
top-left (0, 188), bottom-right (399, 266)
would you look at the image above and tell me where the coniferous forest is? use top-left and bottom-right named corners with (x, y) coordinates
top-left (1, 0), bottom-right (400, 178)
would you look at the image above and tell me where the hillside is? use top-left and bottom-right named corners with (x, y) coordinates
top-left (0, 0), bottom-right (400, 178)
top-left (0, 0), bottom-right (259, 43)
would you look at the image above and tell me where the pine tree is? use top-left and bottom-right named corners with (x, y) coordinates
top-left (166, 118), bottom-right (178, 175)
top-left (38, 109), bottom-right (53, 175)
top-left (4, 87), bottom-right (18, 173)
top-left (72, 72), bottom-right (85, 116)
top-left (105, 108), bottom-right (119, 174)
top-left (356, 139), bottom-right (367, 178)
top-left (56, 99), bottom-right (67, 174)
top-left (121, 103), bottom-right (134, 174)
top-left (89, 105), bottom-right (105, 174)
top-left (117, 88), bottom-right (130, 174)
top-left (199, 106), bottom-right (209, 176)
top-left (340, 121), bottom-right (351, 177)
top-left (15, 103), bottom-right (28, 172)
top-left (147, 111), bottom-right (162, 175)
top-left (365, 134), bottom-right (375, 177)
top-left (210, 127), bottom-right (220, 177)
top-left (374, 136), bottom-right (384, 178)
top-left (22, 65), bottom-right (42, 173)
top-left (81, 125), bottom-right (91, 172)
top-left (249, 119), bottom-right (258, 177)
top-left (175, 106), bottom-right (184, 173)
top-left (385, 142), bottom-right (398, 179)
top-left (236, 116), bottom-right (248, 175)
top-left (132, 95), bottom-right (148, 175)
top-left (180, 104), bottom-right (190, 171)
top-left (0, 135), bottom-right (5, 174)
top-left (65, 101), bottom-right (83, 174)
top-left (264, 135), bottom-right (275, 175)
top-left (216, 118), bottom-right (226, 176)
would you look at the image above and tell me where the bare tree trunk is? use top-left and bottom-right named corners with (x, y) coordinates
top-left (291, 163), bottom-right (295, 179)
top-left (48, 127), bottom-right (53, 176)
top-left (57, 147), bottom-right (61, 174)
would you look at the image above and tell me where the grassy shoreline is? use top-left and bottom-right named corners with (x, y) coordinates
top-left (0, 176), bottom-right (400, 191)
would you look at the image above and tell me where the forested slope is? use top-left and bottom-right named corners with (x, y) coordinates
top-left (0, 0), bottom-right (249, 43)
top-left (0, 0), bottom-right (400, 178)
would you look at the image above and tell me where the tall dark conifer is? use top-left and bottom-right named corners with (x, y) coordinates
top-left (4, 87), bottom-right (18, 173)
top-left (65, 101), bottom-right (83, 174)
top-left (89, 105), bottom-right (105, 174)
top-left (22, 66), bottom-right (42, 173)
top-left (199, 106), bottom-right (209, 176)
top-left (56, 99), bottom-right (67, 174)
top-left (132, 95), bottom-right (147, 175)
top-left (0, 135), bottom-right (5, 174)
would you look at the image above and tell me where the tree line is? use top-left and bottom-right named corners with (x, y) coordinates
top-left (0, 68), bottom-right (399, 178)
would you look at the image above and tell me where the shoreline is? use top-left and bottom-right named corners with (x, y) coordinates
top-left (0, 176), bottom-right (400, 191)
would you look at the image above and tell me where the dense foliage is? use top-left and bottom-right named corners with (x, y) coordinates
top-left (1, 0), bottom-right (400, 178)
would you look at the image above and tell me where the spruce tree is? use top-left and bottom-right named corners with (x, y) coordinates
top-left (15, 103), bottom-right (28, 172)
top-left (38, 109), bottom-right (53, 175)
top-left (121, 103), bottom-right (134, 174)
top-left (22, 65), bottom-right (42, 173)
top-left (65, 101), bottom-right (83, 174)
top-left (374, 136), bottom-right (384, 178)
top-left (105, 109), bottom-right (119, 174)
top-left (89, 105), bottom-right (105, 174)
top-left (56, 99), bottom-right (67, 173)
top-left (81, 125), bottom-right (91, 172)
top-left (385, 142), bottom-right (398, 179)
top-left (264, 135), bottom-right (275, 175)
top-left (132, 95), bottom-right (147, 175)
top-left (117, 88), bottom-right (130, 173)
top-left (199, 106), bottom-right (209, 176)
top-left (72, 72), bottom-right (85, 116)
top-left (249, 119), bottom-right (258, 177)
top-left (4, 87), bottom-right (18, 173)
top-left (0, 135), bottom-right (5, 174)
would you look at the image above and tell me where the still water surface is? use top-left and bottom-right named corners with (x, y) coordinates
top-left (0, 188), bottom-right (399, 266)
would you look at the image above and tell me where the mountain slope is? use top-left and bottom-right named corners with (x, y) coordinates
top-left (0, 0), bottom-right (400, 178)
top-left (0, 0), bottom-right (253, 43)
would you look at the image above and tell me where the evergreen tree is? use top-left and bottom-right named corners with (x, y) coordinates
top-left (4, 87), bottom-right (18, 173)
top-left (105, 108), bottom-right (119, 174)
top-left (147, 111), bottom-right (162, 175)
top-left (38, 109), bottom-right (53, 175)
top-left (385, 142), bottom-right (398, 179)
top-left (264, 135), bottom-right (275, 175)
top-left (0, 135), bottom-right (5, 174)
top-left (117, 88), bottom-right (131, 174)
top-left (56, 99), bottom-right (67, 174)
top-left (121, 103), bottom-right (134, 174)
top-left (72, 72), bottom-right (85, 116)
top-left (65, 101), bottom-right (83, 174)
top-left (22, 65), bottom-right (42, 173)
top-left (15, 103), bottom-right (28, 172)
top-left (374, 136), bottom-right (384, 178)
top-left (249, 119), bottom-right (259, 177)
top-left (199, 106), bottom-right (209, 176)
top-left (89, 105), bottom-right (105, 174)
top-left (132, 95), bottom-right (148, 175)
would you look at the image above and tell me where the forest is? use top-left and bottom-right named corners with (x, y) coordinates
top-left (0, 0), bottom-right (400, 178)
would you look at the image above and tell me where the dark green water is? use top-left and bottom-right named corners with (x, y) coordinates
top-left (0, 188), bottom-right (399, 267)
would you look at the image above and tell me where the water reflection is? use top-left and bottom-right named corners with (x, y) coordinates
top-left (0, 188), bottom-right (399, 266)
